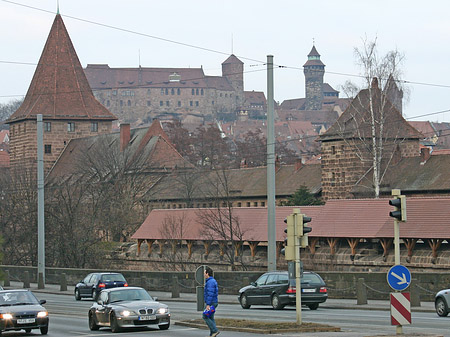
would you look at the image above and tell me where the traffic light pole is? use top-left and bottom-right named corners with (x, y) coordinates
top-left (292, 208), bottom-right (302, 325)
top-left (391, 189), bottom-right (401, 266)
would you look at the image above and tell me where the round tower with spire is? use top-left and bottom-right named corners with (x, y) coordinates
top-left (303, 45), bottom-right (325, 110)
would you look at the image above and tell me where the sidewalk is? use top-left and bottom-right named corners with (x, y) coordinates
top-left (2, 280), bottom-right (436, 313)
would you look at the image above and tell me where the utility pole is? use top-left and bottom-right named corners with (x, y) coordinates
top-left (37, 114), bottom-right (45, 286)
top-left (266, 55), bottom-right (276, 271)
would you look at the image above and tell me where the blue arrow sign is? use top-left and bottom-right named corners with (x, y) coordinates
top-left (387, 265), bottom-right (411, 291)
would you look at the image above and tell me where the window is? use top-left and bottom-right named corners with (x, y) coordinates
top-left (190, 101), bottom-right (193, 106)
top-left (127, 100), bottom-right (131, 106)
top-left (201, 89), bottom-right (204, 95)
top-left (44, 145), bottom-right (51, 154)
top-left (106, 100), bottom-right (110, 107)
top-left (196, 88), bottom-right (199, 95)
top-left (147, 89), bottom-right (151, 95)
top-left (166, 101), bottom-right (169, 106)
top-left (192, 89), bottom-right (195, 95)
top-left (247, 202), bottom-right (251, 207)
top-left (91, 122), bottom-right (98, 132)
top-left (161, 88), bottom-right (165, 95)
top-left (253, 202), bottom-right (258, 207)
top-left (171, 88), bottom-right (175, 95)
top-left (112, 90), bottom-right (117, 96)
top-left (195, 101), bottom-right (199, 107)
top-left (177, 88), bottom-right (181, 95)
top-left (147, 100), bottom-right (151, 106)
top-left (212, 100), bottom-right (215, 105)
top-left (160, 101), bottom-right (163, 106)
top-left (237, 202), bottom-right (241, 207)
top-left (120, 100), bottom-right (123, 107)
top-left (261, 201), bottom-right (265, 207)
top-left (44, 122), bottom-right (51, 132)
top-left (67, 122), bottom-right (75, 132)
top-left (331, 145), bottom-right (336, 155)
top-left (178, 101), bottom-right (181, 107)
top-left (165, 88), bottom-right (169, 95)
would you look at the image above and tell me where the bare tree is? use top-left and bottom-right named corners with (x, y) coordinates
top-left (196, 169), bottom-right (247, 270)
top-left (336, 37), bottom-right (417, 197)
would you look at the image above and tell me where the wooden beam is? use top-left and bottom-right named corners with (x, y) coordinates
top-left (327, 238), bottom-right (339, 255)
top-left (428, 238), bottom-right (443, 260)
top-left (234, 242), bottom-right (242, 257)
top-left (404, 238), bottom-right (417, 260)
top-left (380, 238), bottom-right (392, 259)
top-left (203, 240), bottom-right (212, 256)
top-left (137, 239), bottom-right (143, 256)
top-left (276, 241), bottom-right (284, 259)
top-left (145, 239), bottom-right (155, 255)
top-left (347, 238), bottom-right (359, 256)
top-left (219, 242), bottom-right (226, 256)
top-left (248, 241), bottom-right (260, 258)
top-left (186, 240), bottom-right (194, 259)
top-left (308, 237), bottom-right (319, 254)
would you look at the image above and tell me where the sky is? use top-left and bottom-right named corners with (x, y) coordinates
top-left (1, 0), bottom-right (450, 122)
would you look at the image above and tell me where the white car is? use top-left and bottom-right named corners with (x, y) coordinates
top-left (435, 288), bottom-right (450, 316)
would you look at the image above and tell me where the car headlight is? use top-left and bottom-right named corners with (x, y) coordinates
top-left (1, 313), bottom-right (13, 320)
top-left (121, 310), bottom-right (131, 317)
top-left (37, 311), bottom-right (48, 318)
top-left (157, 307), bottom-right (168, 314)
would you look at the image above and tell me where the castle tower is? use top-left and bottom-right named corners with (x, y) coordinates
top-left (6, 14), bottom-right (117, 174)
top-left (222, 54), bottom-right (244, 107)
top-left (303, 45), bottom-right (325, 110)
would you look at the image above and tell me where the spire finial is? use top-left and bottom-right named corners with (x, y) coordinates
top-left (57, 0), bottom-right (60, 14)
top-left (312, 37), bottom-right (315, 46)
top-left (231, 33), bottom-right (234, 54)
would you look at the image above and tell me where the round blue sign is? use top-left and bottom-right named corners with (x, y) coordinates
top-left (387, 265), bottom-right (411, 291)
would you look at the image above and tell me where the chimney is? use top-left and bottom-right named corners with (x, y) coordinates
top-left (295, 158), bottom-right (303, 171)
top-left (420, 147), bottom-right (431, 163)
top-left (120, 123), bottom-right (131, 151)
top-left (371, 77), bottom-right (379, 89)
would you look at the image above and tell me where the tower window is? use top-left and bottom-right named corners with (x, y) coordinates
top-left (201, 89), bottom-right (204, 95)
top-left (171, 88), bottom-right (175, 95)
top-left (44, 122), bottom-right (51, 132)
top-left (44, 144), bottom-right (52, 154)
top-left (195, 101), bottom-right (199, 107)
top-left (192, 89), bottom-right (195, 95)
top-left (127, 100), bottom-right (131, 106)
top-left (190, 101), bottom-right (193, 106)
top-left (196, 88), bottom-right (199, 95)
top-left (177, 88), bottom-right (181, 95)
top-left (67, 122), bottom-right (75, 132)
top-left (91, 122), bottom-right (98, 132)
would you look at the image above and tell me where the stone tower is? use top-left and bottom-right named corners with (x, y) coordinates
top-left (303, 45), bottom-right (325, 110)
top-left (222, 54), bottom-right (244, 108)
top-left (6, 14), bottom-right (117, 174)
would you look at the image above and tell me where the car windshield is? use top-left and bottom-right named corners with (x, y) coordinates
top-left (101, 274), bottom-right (126, 282)
top-left (0, 291), bottom-right (39, 306)
top-left (109, 289), bottom-right (152, 303)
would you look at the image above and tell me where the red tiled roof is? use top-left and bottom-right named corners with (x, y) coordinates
top-left (7, 15), bottom-right (116, 123)
top-left (132, 197), bottom-right (450, 242)
top-left (132, 206), bottom-right (323, 242)
top-left (0, 130), bottom-right (9, 143)
top-left (222, 54), bottom-right (244, 65)
top-left (311, 197), bottom-right (450, 239)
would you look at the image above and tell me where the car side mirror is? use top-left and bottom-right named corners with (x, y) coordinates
top-left (39, 300), bottom-right (46, 305)
top-left (97, 299), bottom-right (103, 305)
top-left (153, 296), bottom-right (158, 301)
top-left (251, 282), bottom-right (257, 287)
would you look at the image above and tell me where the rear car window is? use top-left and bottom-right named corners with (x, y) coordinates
top-left (101, 274), bottom-right (126, 282)
top-left (302, 273), bottom-right (322, 283)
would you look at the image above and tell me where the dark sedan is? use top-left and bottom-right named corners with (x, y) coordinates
top-left (238, 271), bottom-right (327, 310)
top-left (75, 272), bottom-right (128, 300)
top-left (88, 287), bottom-right (170, 333)
top-left (0, 289), bottom-right (49, 335)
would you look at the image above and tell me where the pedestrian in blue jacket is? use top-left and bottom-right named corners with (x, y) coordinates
top-left (203, 266), bottom-right (219, 337)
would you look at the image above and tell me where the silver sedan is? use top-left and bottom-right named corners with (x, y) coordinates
top-left (88, 287), bottom-right (170, 332)
top-left (435, 288), bottom-right (450, 316)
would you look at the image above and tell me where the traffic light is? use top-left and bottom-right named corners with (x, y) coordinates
top-left (298, 214), bottom-right (312, 247)
top-left (281, 215), bottom-right (295, 260)
top-left (389, 195), bottom-right (407, 222)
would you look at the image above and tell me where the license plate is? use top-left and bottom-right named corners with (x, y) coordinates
top-left (17, 318), bottom-right (35, 324)
top-left (302, 289), bottom-right (315, 293)
top-left (139, 315), bottom-right (156, 321)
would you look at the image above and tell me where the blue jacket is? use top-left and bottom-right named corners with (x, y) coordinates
top-left (204, 276), bottom-right (218, 305)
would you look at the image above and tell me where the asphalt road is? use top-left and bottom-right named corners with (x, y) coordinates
top-left (3, 292), bottom-right (446, 337)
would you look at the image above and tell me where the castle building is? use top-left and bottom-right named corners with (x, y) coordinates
top-left (6, 14), bottom-right (117, 174)
top-left (83, 54), bottom-right (245, 124)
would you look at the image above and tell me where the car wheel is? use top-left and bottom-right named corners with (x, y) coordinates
top-left (271, 294), bottom-right (284, 310)
top-left (89, 311), bottom-right (100, 331)
top-left (40, 325), bottom-right (48, 335)
top-left (159, 322), bottom-right (170, 330)
top-left (240, 294), bottom-right (251, 309)
top-left (436, 297), bottom-right (449, 317)
top-left (25, 328), bottom-right (32, 333)
top-left (74, 288), bottom-right (81, 301)
top-left (308, 303), bottom-right (319, 310)
top-left (110, 313), bottom-right (121, 333)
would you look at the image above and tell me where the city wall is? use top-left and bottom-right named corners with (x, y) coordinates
top-left (1, 265), bottom-right (448, 302)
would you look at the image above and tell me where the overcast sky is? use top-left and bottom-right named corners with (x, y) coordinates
top-left (1, 0), bottom-right (449, 122)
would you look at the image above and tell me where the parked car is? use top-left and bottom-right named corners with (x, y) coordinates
top-left (75, 272), bottom-right (128, 300)
top-left (88, 286), bottom-right (170, 332)
top-left (0, 289), bottom-right (49, 335)
top-left (435, 288), bottom-right (450, 316)
top-left (238, 271), bottom-right (327, 310)
top-left (0, 286), bottom-right (3, 291)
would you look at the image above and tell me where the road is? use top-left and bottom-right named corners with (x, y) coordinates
top-left (2, 293), bottom-right (449, 336)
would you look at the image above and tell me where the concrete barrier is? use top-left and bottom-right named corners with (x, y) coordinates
top-left (60, 273), bottom-right (67, 291)
top-left (172, 276), bottom-right (180, 298)
top-left (3, 270), bottom-right (10, 287)
top-left (23, 271), bottom-right (30, 288)
top-left (356, 278), bottom-right (367, 305)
